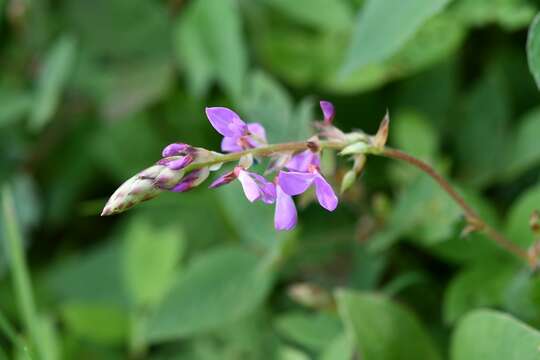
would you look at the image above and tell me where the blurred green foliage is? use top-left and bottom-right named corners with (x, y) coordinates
top-left (2, 0), bottom-right (540, 359)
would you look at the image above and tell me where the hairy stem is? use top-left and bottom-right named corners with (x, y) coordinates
top-left (380, 148), bottom-right (531, 266)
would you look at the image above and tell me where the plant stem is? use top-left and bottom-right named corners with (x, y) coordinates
top-left (379, 148), bottom-right (531, 266)
top-left (182, 140), bottom-right (345, 172)
top-left (1, 184), bottom-right (41, 359)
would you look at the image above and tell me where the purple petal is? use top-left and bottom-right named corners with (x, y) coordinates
top-left (320, 101), bottom-right (335, 125)
top-left (221, 136), bottom-right (243, 153)
top-left (247, 123), bottom-right (267, 145)
top-left (275, 185), bottom-right (297, 231)
top-left (170, 168), bottom-right (208, 192)
top-left (159, 155), bottom-right (193, 170)
top-left (237, 170), bottom-right (261, 202)
top-left (314, 174), bottom-right (338, 211)
top-left (162, 143), bottom-right (189, 157)
top-left (286, 150), bottom-right (320, 172)
top-left (250, 173), bottom-right (276, 204)
top-left (209, 171), bottom-right (237, 188)
top-left (205, 107), bottom-right (247, 137)
top-left (278, 171), bottom-right (315, 196)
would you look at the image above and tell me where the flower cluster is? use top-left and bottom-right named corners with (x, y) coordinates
top-left (101, 100), bottom-right (382, 230)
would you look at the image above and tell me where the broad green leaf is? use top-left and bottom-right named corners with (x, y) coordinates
top-left (336, 290), bottom-right (441, 360)
top-left (274, 312), bottom-right (342, 351)
top-left (388, 111), bottom-right (439, 185)
top-left (99, 61), bottom-right (173, 120)
top-left (264, 0), bottom-right (353, 31)
top-left (29, 35), bottom-right (77, 131)
top-left (451, 310), bottom-right (540, 360)
top-left (173, 0), bottom-right (247, 99)
top-left (61, 302), bottom-right (129, 345)
top-left (443, 262), bottom-right (517, 324)
top-left (455, 65), bottom-right (511, 186)
top-left (241, 71), bottom-right (313, 142)
top-left (506, 183), bottom-right (540, 248)
top-left (215, 182), bottom-right (285, 249)
top-left (505, 107), bottom-right (540, 178)
top-left (454, 0), bottom-right (536, 30)
top-left (320, 333), bottom-right (355, 360)
top-left (91, 113), bottom-right (162, 180)
top-left (341, 0), bottom-right (451, 74)
top-left (528, 13), bottom-right (540, 89)
top-left (43, 241), bottom-right (128, 306)
top-left (328, 13), bottom-right (465, 92)
top-left (123, 220), bottom-right (184, 308)
top-left (502, 269), bottom-right (540, 324)
top-left (368, 174), bottom-right (461, 252)
top-left (146, 246), bottom-right (274, 342)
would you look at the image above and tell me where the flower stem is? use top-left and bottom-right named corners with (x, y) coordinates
top-left (1, 184), bottom-right (41, 359)
top-left (171, 140), bottom-right (531, 267)
top-left (379, 148), bottom-right (531, 267)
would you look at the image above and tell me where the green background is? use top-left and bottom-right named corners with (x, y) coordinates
top-left (2, 0), bottom-right (540, 358)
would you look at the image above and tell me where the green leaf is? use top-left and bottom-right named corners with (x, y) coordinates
top-left (528, 13), bottom-right (540, 90)
top-left (173, 0), bottom-right (247, 99)
top-left (274, 312), bottom-right (342, 351)
top-left (455, 64), bottom-right (511, 186)
top-left (341, 0), bottom-right (451, 75)
top-left (44, 241), bottom-right (128, 306)
top-left (506, 183), bottom-right (540, 248)
top-left (241, 71), bottom-right (312, 142)
top-left (29, 35), bottom-right (77, 131)
top-left (263, 0), bottom-right (353, 31)
top-left (451, 310), bottom-right (540, 360)
top-left (320, 333), bottom-right (355, 360)
top-left (99, 60), bottom-right (173, 120)
top-left (123, 220), bottom-right (184, 308)
top-left (368, 174), bottom-right (461, 252)
top-left (336, 290), bottom-right (441, 360)
top-left (443, 262), bottom-right (517, 324)
top-left (61, 302), bottom-right (129, 345)
top-left (146, 246), bottom-right (274, 342)
top-left (505, 107), bottom-right (540, 178)
top-left (454, 0), bottom-right (536, 30)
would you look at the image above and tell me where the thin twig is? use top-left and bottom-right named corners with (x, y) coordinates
top-left (379, 148), bottom-right (531, 266)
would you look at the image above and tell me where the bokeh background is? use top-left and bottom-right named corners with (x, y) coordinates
top-left (2, 0), bottom-right (540, 359)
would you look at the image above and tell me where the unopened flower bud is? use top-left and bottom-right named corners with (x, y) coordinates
top-left (340, 170), bottom-right (357, 194)
top-left (340, 142), bottom-right (369, 155)
top-left (373, 111), bottom-right (390, 148)
top-left (171, 168), bottom-right (210, 192)
top-left (102, 163), bottom-right (186, 216)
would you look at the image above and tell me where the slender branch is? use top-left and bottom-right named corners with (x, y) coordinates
top-left (379, 148), bottom-right (531, 266)
top-left (182, 140), bottom-right (345, 172)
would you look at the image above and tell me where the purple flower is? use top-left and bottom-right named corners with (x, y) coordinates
top-left (210, 166), bottom-right (276, 204)
top-left (320, 101), bottom-right (335, 125)
top-left (278, 170), bottom-right (338, 211)
top-left (274, 184), bottom-right (297, 231)
top-left (205, 107), bottom-right (267, 153)
top-left (286, 150), bottom-right (320, 172)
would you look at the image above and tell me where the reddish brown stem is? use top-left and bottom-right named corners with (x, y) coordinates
top-left (380, 147), bottom-right (532, 267)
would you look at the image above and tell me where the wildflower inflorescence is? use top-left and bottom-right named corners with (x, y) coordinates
top-left (101, 100), bottom-right (385, 231)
